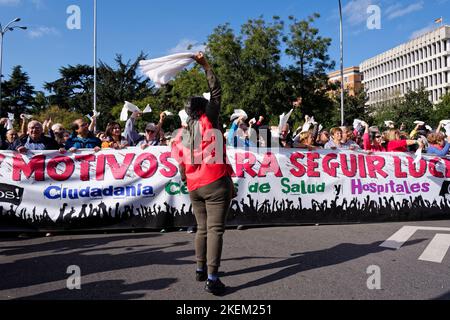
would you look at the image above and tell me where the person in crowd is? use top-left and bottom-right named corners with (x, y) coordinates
top-left (3, 129), bottom-right (20, 150)
top-left (294, 131), bottom-right (321, 150)
top-left (399, 123), bottom-right (407, 132)
top-left (341, 127), bottom-right (360, 150)
top-left (124, 111), bottom-right (145, 146)
top-left (96, 131), bottom-right (107, 142)
top-left (171, 52), bottom-right (234, 296)
top-left (137, 112), bottom-right (167, 149)
top-left (384, 129), bottom-right (423, 152)
top-left (247, 116), bottom-right (266, 147)
top-left (0, 117), bottom-right (8, 148)
top-left (15, 121), bottom-right (61, 153)
top-left (48, 123), bottom-right (67, 148)
top-left (102, 122), bottom-right (129, 149)
top-left (409, 122), bottom-right (430, 139)
top-left (65, 119), bottom-right (102, 152)
top-left (228, 114), bottom-right (256, 148)
top-left (325, 127), bottom-right (344, 149)
top-left (62, 130), bottom-right (71, 144)
top-left (19, 115), bottom-right (30, 138)
top-left (315, 130), bottom-right (330, 148)
top-left (363, 123), bottom-right (386, 152)
top-left (426, 132), bottom-right (450, 157)
top-left (255, 125), bottom-right (272, 148)
top-left (279, 123), bottom-right (294, 148)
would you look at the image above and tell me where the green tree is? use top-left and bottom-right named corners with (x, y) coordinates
top-left (206, 17), bottom-right (291, 125)
top-left (97, 53), bottom-right (152, 128)
top-left (283, 13), bottom-right (336, 125)
top-left (431, 93), bottom-right (450, 125)
top-left (371, 87), bottom-right (433, 130)
top-left (44, 54), bottom-right (152, 130)
top-left (44, 64), bottom-right (94, 115)
top-left (35, 105), bottom-right (84, 130)
top-left (2, 65), bottom-right (35, 117)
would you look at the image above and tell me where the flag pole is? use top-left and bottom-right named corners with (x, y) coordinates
top-left (93, 0), bottom-right (97, 132)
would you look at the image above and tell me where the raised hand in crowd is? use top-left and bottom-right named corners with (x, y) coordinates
top-left (131, 111), bottom-right (143, 119)
top-left (237, 115), bottom-right (247, 125)
top-left (89, 115), bottom-right (97, 133)
top-left (193, 51), bottom-right (210, 70)
top-left (19, 116), bottom-right (29, 138)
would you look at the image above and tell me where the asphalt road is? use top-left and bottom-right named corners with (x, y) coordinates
top-left (0, 220), bottom-right (449, 300)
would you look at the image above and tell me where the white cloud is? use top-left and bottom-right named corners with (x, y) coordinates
top-left (343, 0), bottom-right (379, 26)
top-left (0, 0), bottom-right (21, 6)
top-left (31, 0), bottom-right (43, 9)
top-left (410, 23), bottom-right (436, 39)
top-left (386, 1), bottom-right (424, 20)
top-left (0, 0), bottom-right (44, 7)
top-left (168, 39), bottom-right (206, 54)
top-left (27, 26), bottom-right (59, 39)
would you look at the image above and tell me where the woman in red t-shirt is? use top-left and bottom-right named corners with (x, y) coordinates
top-left (384, 129), bottom-right (422, 152)
top-left (172, 52), bottom-right (233, 296)
top-left (362, 122), bottom-right (386, 152)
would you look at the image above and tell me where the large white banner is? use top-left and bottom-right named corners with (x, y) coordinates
top-left (1, 147), bottom-right (450, 230)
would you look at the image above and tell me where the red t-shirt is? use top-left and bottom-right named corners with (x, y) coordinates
top-left (172, 114), bottom-right (230, 192)
top-left (363, 133), bottom-right (386, 152)
top-left (387, 140), bottom-right (408, 152)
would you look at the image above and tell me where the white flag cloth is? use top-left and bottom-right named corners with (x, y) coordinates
top-left (20, 114), bottom-right (33, 120)
top-left (7, 113), bottom-right (14, 130)
top-left (85, 110), bottom-right (101, 122)
top-left (279, 109), bottom-right (294, 132)
top-left (441, 120), bottom-right (450, 126)
top-left (139, 52), bottom-right (195, 88)
top-left (425, 125), bottom-right (433, 131)
top-left (445, 123), bottom-right (450, 137)
top-left (318, 124), bottom-right (324, 132)
top-left (414, 121), bottom-right (425, 126)
top-left (203, 93), bottom-right (211, 101)
top-left (230, 109), bottom-right (248, 122)
top-left (414, 136), bottom-right (429, 166)
top-left (121, 101), bottom-right (141, 122)
top-left (179, 110), bottom-right (189, 127)
top-left (271, 126), bottom-right (280, 139)
top-left (301, 115), bottom-right (315, 134)
top-left (143, 105), bottom-right (153, 114)
top-left (385, 121), bottom-right (395, 128)
top-left (353, 119), bottom-right (363, 132)
top-left (414, 148), bottom-right (423, 166)
top-left (164, 111), bottom-right (173, 116)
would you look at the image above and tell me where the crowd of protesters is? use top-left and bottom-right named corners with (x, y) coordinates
top-left (2, 107), bottom-right (450, 158)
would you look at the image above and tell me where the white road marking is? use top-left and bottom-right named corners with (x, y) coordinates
top-left (380, 226), bottom-right (450, 250)
top-left (418, 234), bottom-right (450, 263)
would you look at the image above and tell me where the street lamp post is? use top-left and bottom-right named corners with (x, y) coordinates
top-left (338, 0), bottom-right (345, 126)
top-left (0, 18), bottom-right (27, 116)
top-left (93, 0), bottom-right (97, 117)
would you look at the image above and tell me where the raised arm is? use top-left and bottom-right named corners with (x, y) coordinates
top-left (193, 52), bottom-right (221, 128)
top-left (89, 115), bottom-right (97, 133)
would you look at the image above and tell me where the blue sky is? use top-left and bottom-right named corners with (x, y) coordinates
top-left (0, 0), bottom-right (449, 91)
